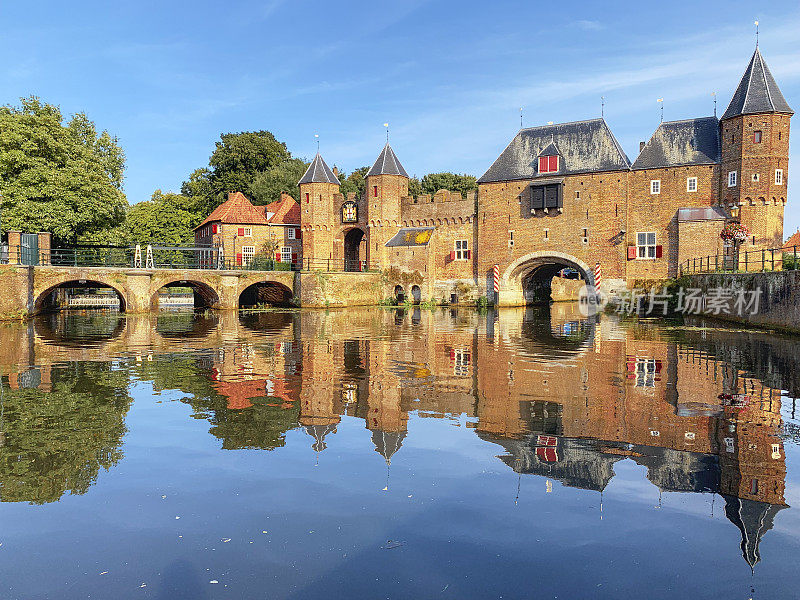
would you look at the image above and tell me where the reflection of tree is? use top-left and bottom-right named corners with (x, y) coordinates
top-left (133, 353), bottom-right (300, 451)
top-left (0, 363), bottom-right (131, 504)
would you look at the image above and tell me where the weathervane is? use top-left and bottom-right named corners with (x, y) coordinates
top-left (712, 92), bottom-right (717, 117)
top-left (384, 122), bottom-right (389, 143)
top-left (657, 98), bottom-right (664, 122)
top-left (314, 133), bottom-right (319, 152)
top-left (755, 19), bottom-right (759, 46)
top-left (520, 107), bottom-right (523, 129)
top-left (601, 96), bottom-right (605, 118)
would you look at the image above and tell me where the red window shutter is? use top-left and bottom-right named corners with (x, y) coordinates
top-left (627, 246), bottom-right (637, 260)
top-left (237, 227), bottom-right (244, 236)
top-left (655, 360), bottom-right (662, 373)
top-left (549, 155), bottom-right (558, 172)
top-left (449, 250), bottom-right (456, 261)
top-left (373, 185), bottom-right (378, 197)
top-left (275, 252), bottom-right (281, 261)
top-left (305, 193), bottom-right (310, 203)
top-left (212, 224), bottom-right (218, 234)
top-left (292, 252), bottom-right (297, 263)
top-left (538, 156), bottom-right (547, 172)
top-left (655, 244), bottom-right (663, 258)
top-left (296, 229), bottom-right (302, 240)
top-left (465, 249), bottom-right (472, 259)
top-left (449, 349), bottom-right (455, 359)
top-left (626, 359), bottom-right (636, 372)
top-left (236, 253), bottom-right (242, 265)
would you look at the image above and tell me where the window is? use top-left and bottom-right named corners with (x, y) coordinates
top-left (342, 201), bottom-right (357, 222)
top-left (636, 358), bottom-right (657, 388)
top-left (772, 444), bottom-right (781, 459)
top-left (531, 183), bottom-right (562, 211)
top-left (287, 227), bottom-right (296, 240)
top-left (241, 245), bottom-right (255, 266)
top-left (373, 185), bottom-right (378, 197)
top-left (508, 230), bottom-right (514, 248)
top-left (728, 171), bottom-right (737, 187)
top-left (776, 169), bottom-right (784, 185)
top-left (305, 192), bottom-right (310, 203)
top-left (455, 240), bottom-right (469, 260)
top-left (637, 232), bottom-right (657, 259)
top-left (575, 190), bottom-right (580, 199)
top-left (753, 130), bottom-right (762, 143)
top-left (752, 173), bottom-right (759, 182)
top-left (750, 479), bottom-right (759, 495)
top-left (543, 228), bottom-right (549, 241)
top-left (650, 180), bottom-right (661, 194)
top-left (280, 246), bottom-right (292, 263)
top-left (538, 155), bottom-right (559, 173)
top-left (582, 228), bottom-right (588, 244)
top-left (687, 177), bottom-right (697, 192)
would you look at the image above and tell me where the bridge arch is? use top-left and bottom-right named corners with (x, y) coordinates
top-left (34, 277), bottom-right (128, 313)
top-left (238, 280), bottom-right (294, 308)
top-left (149, 277), bottom-right (220, 310)
top-left (502, 251), bottom-right (593, 305)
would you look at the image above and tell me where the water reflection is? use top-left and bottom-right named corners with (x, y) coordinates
top-left (0, 305), bottom-right (797, 579)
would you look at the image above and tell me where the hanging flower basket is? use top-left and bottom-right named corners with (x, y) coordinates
top-left (720, 222), bottom-right (750, 243)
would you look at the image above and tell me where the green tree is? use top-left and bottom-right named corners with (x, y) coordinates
top-left (338, 166), bottom-right (369, 200)
top-left (408, 176), bottom-right (423, 198)
top-left (247, 157), bottom-right (308, 205)
top-left (125, 190), bottom-right (203, 246)
top-left (180, 167), bottom-right (216, 217)
top-left (419, 172), bottom-right (477, 198)
top-left (0, 96), bottom-right (127, 243)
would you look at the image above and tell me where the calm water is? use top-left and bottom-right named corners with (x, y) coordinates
top-left (0, 305), bottom-right (799, 599)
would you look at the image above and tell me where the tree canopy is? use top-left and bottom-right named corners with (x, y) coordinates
top-left (418, 172), bottom-right (477, 198)
top-left (338, 166), bottom-right (369, 200)
top-left (0, 96), bottom-right (127, 243)
top-left (125, 190), bottom-right (204, 247)
top-left (247, 157), bottom-right (308, 206)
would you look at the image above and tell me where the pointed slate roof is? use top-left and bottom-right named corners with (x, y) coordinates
top-left (298, 153), bottom-right (340, 185)
top-left (367, 143), bottom-right (409, 178)
top-left (478, 118), bottom-right (631, 183)
top-left (632, 117), bottom-right (720, 170)
top-left (722, 48), bottom-right (793, 120)
top-left (723, 495), bottom-right (786, 569)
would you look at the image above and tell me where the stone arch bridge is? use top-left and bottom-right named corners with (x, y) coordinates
top-left (0, 265), bottom-right (383, 316)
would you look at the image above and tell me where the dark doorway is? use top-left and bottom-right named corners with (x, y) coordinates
top-left (344, 228), bottom-right (366, 272)
top-left (239, 281), bottom-right (293, 308)
top-left (411, 285), bottom-right (422, 304)
top-left (394, 285), bottom-right (405, 303)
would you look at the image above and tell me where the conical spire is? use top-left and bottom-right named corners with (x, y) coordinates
top-left (298, 153), bottom-right (340, 185)
top-left (722, 48), bottom-right (793, 120)
top-left (366, 143), bottom-right (409, 178)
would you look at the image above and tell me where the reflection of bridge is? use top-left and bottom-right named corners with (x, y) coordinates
top-left (0, 264), bottom-right (384, 315)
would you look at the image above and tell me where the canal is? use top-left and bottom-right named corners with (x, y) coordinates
top-left (0, 305), bottom-right (798, 598)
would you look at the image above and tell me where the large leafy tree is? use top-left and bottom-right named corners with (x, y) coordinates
top-left (338, 166), bottom-right (369, 200)
top-left (419, 172), bottom-right (477, 198)
top-left (247, 157), bottom-right (308, 206)
top-left (125, 190), bottom-right (203, 246)
top-left (0, 96), bottom-right (127, 243)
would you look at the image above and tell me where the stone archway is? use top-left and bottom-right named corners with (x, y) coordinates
top-left (34, 279), bottom-right (128, 313)
top-left (150, 279), bottom-right (220, 310)
top-left (499, 251), bottom-right (594, 306)
top-left (238, 281), bottom-right (294, 308)
top-left (343, 228), bottom-right (366, 272)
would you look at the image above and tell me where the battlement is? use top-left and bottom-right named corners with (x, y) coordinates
top-left (402, 189), bottom-right (477, 205)
top-left (400, 188), bottom-right (476, 222)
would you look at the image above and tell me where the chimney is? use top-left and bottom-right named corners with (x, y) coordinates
top-left (332, 165), bottom-right (339, 177)
top-left (639, 141), bottom-right (646, 152)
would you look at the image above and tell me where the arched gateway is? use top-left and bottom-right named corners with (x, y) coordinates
top-left (499, 251), bottom-right (595, 306)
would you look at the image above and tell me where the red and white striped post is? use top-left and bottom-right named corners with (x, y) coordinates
top-left (492, 264), bottom-right (500, 303)
top-left (594, 262), bottom-right (602, 291)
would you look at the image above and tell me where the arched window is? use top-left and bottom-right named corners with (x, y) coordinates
top-left (342, 201), bottom-right (357, 223)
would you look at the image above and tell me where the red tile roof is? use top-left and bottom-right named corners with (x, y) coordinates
top-left (267, 193), bottom-right (300, 225)
top-left (783, 230), bottom-right (800, 251)
top-left (196, 192), bottom-right (269, 229)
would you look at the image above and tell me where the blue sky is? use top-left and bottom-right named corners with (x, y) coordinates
top-left (2, 1), bottom-right (800, 233)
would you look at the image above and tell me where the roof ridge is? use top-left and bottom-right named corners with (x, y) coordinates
top-left (521, 117), bottom-right (603, 131)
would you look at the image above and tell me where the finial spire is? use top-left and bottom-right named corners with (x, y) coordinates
top-left (519, 107), bottom-right (523, 129)
top-left (755, 19), bottom-right (759, 47)
top-left (383, 122), bottom-right (389, 143)
top-left (314, 133), bottom-right (319, 153)
top-left (657, 98), bottom-right (664, 122)
top-left (601, 96), bottom-right (605, 118)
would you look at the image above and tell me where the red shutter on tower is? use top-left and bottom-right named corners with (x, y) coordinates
top-left (236, 253), bottom-right (242, 265)
top-left (373, 185), bottom-right (378, 197)
top-left (536, 447), bottom-right (557, 462)
top-left (549, 155), bottom-right (558, 172)
top-left (305, 193), bottom-right (309, 203)
top-left (627, 246), bottom-right (637, 260)
top-left (449, 349), bottom-right (455, 359)
top-left (292, 253), bottom-right (297, 263)
top-left (275, 252), bottom-right (281, 261)
top-left (465, 249), bottom-right (472, 259)
top-left (655, 245), bottom-right (663, 258)
top-left (449, 250), bottom-right (456, 261)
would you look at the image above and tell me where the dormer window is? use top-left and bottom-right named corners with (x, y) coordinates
top-left (538, 155), bottom-right (559, 174)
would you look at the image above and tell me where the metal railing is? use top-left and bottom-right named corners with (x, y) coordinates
top-left (679, 245), bottom-right (799, 275)
top-left (1, 245), bottom-right (382, 273)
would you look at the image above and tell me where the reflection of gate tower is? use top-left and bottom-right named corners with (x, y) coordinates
top-left (299, 335), bottom-right (341, 453)
top-left (364, 143), bottom-right (409, 269)
top-left (363, 336), bottom-right (409, 464)
top-left (719, 47), bottom-right (792, 250)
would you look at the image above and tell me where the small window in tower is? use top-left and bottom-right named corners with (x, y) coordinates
top-left (508, 230), bottom-right (514, 248)
top-left (750, 479), bottom-right (759, 495)
top-left (728, 171), bottom-right (737, 187)
top-left (538, 155), bottom-right (558, 173)
top-left (373, 185), bottom-right (378, 197)
top-left (650, 180), bottom-right (660, 195)
top-left (543, 228), bottom-right (549, 241)
top-left (752, 173), bottom-right (759, 183)
top-left (753, 130), bottom-right (762, 143)
top-left (305, 192), bottom-right (310, 203)
top-left (776, 169), bottom-right (784, 185)
top-left (575, 190), bottom-right (580, 199)
top-left (687, 177), bottom-right (697, 192)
